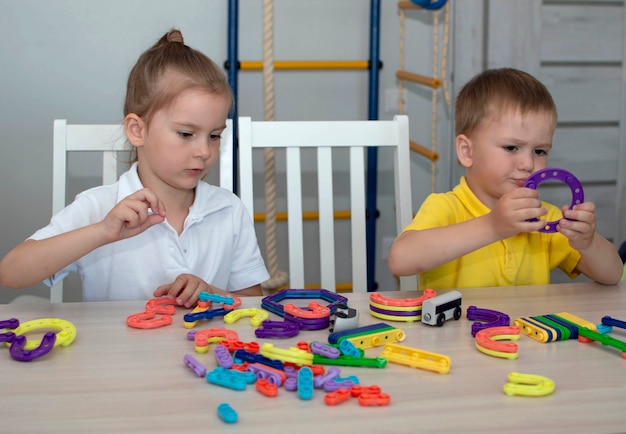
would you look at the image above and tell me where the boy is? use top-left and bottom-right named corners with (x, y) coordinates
top-left (388, 68), bottom-right (622, 289)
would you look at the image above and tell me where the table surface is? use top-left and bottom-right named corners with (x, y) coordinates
top-left (1, 282), bottom-right (625, 433)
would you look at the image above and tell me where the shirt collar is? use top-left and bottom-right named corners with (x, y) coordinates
top-left (117, 163), bottom-right (231, 220)
top-left (453, 176), bottom-right (491, 217)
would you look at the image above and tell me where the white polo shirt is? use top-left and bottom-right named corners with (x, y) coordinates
top-left (30, 163), bottom-right (269, 301)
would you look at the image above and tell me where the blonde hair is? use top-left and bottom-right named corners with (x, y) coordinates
top-left (455, 68), bottom-right (557, 137)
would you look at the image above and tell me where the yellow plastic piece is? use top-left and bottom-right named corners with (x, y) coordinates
top-left (183, 303), bottom-right (211, 329)
top-left (260, 343), bottom-right (314, 366)
top-left (5, 318), bottom-right (76, 350)
top-left (475, 342), bottom-right (518, 360)
top-left (554, 312), bottom-right (597, 331)
top-left (369, 309), bottom-right (421, 322)
top-left (223, 308), bottom-right (269, 327)
top-left (379, 343), bottom-right (451, 374)
top-left (503, 372), bottom-right (555, 397)
top-left (514, 318), bottom-right (550, 343)
top-left (346, 328), bottom-right (406, 350)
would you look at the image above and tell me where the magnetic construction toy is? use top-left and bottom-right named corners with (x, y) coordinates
top-left (1, 317), bottom-right (77, 362)
top-left (368, 289), bottom-right (436, 322)
top-left (466, 306), bottom-right (511, 336)
top-left (474, 326), bottom-right (520, 360)
top-left (503, 372), bottom-right (555, 397)
top-left (524, 167), bottom-right (584, 233)
top-left (379, 342), bottom-right (451, 374)
top-left (515, 312), bottom-right (626, 358)
top-left (328, 322), bottom-right (405, 349)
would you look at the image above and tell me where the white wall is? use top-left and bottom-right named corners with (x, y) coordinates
top-left (0, 1), bottom-right (449, 302)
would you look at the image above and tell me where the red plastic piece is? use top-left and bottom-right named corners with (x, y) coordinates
top-left (358, 392), bottom-right (391, 406)
top-left (256, 379), bottom-right (279, 397)
top-left (324, 388), bottom-right (351, 406)
top-left (126, 311), bottom-right (173, 329)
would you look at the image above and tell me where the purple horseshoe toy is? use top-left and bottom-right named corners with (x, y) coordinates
top-left (524, 168), bottom-right (584, 233)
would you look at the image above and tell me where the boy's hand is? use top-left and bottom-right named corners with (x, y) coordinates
top-left (489, 188), bottom-right (547, 238)
top-left (100, 188), bottom-right (166, 242)
top-left (153, 274), bottom-right (229, 308)
top-left (557, 202), bottom-right (596, 251)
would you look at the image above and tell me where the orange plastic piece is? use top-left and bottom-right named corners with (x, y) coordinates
top-left (475, 326), bottom-right (520, 353)
top-left (126, 311), bottom-right (173, 329)
top-left (145, 298), bottom-right (178, 315)
top-left (350, 385), bottom-right (382, 397)
top-left (296, 341), bottom-right (311, 352)
top-left (324, 388), bottom-right (351, 406)
top-left (223, 295), bottom-right (242, 311)
top-left (284, 302), bottom-right (330, 319)
top-left (358, 392), bottom-right (391, 406)
top-left (369, 288), bottom-right (436, 307)
top-left (256, 378), bottom-right (279, 397)
top-left (194, 328), bottom-right (239, 352)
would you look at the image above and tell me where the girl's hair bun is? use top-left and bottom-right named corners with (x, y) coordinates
top-left (166, 29), bottom-right (184, 44)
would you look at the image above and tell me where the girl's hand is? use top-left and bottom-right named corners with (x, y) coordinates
top-left (100, 188), bottom-right (166, 242)
top-left (153, 274), bottom-right (229, 308)
top-left (557, 202), bottom-right (596, 251)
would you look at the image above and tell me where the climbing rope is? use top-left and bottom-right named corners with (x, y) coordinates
top-left (261, 0), bottom-right (288, 292)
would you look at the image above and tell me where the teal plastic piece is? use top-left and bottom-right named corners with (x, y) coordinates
top-left (298, 366), bottom-right (314, 400)
top-left (206, 367), bottom-right (255, 390)
top-left (217, 403), bottom-right (238, 424)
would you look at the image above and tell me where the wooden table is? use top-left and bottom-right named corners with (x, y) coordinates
top-left (1, 282), bottom-right (625, 433)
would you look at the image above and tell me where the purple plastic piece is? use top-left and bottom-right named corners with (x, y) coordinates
top-left (9, 332), bottom-right (56, 362)
top-left (0, 318), bottom-right (19, 344)
top-left (183, 354), bottom-right (207, 377)
top-left (186, 330), bottom-right (197, 340)
top-left (313, 366), bottom-right (341, 389)
top-left (255, 320), bottom-right (300, 338)
top-left (310, 341), bottom-right (340, 359)
top-left (466, 306), bottom-right (510, 336)
top-left (214, 345), bottom-right (234, 369)
top-left (284, 377), bottom-right (298, 391)
top-left (323, 378), bottom-right (356, 392)
top-left (247, 363), bottom-right (284, 386)
top-left (524, 168), bottom-right (584, 233)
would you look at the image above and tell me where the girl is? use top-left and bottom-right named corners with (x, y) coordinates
top-left (0, 29), bottom-right (269, 305)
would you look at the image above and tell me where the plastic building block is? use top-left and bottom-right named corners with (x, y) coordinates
top-left (127, 310), bottom-right (173, 329)
top-left (214, 345), bottom-right (234, 369)
top-left (343, 328), bottom-right (406, 350)
top-left (283, 313), bottom-right (330, 331)
top-left (183, 354), bottom-right (207, 377)
top-left (323, 378), bottom-right (356, 392)
top-left (9, 333), bottom-right (56, 362)
top-left (474, 326), bottom-right (520, 360)
top-left (183, 302), bottom-right (212, 329)
top-left (380, 343), bottom-right (450, 374)
top-left (350, 385), bottom-right (381, 397)
top-left (514, 317), bottom-right (553, 343)
top-left (297, 366), bottom-right (314, 400)
top-left (255, 320), bottom-right (300, 339)
top-left (247, 363), bottom-right (286, 386)
top-left (324, 388), bottom-right (351, 406)
top-left (358, 392), bottom-right (391, 406)
top-left (503, 372), bottom-right (555, 397)
top-left (260, 343), bottom-right (314, 366)
top-left (206, 367), bottom-right (255, 391)
top-left (466, 306), bottom-right (510, 336)
top-left (5, 318), bottom-right (76, 350)
top-left (223, 308), bottom-right (269, 327)
top-left (524, 168), bottom-right (584, 233)
top-left (312, 354), bottom-right (387, 368)
top-left (310, 341), bottom-right (340, 359)
top-left (194, 328), bottom-right (239, 353)
top-left (261, 289), bottom-right (348, 317)
top-left (233, 349), bottom-right (284, 370)
top-left (313, 366), bottom-right (341, 389)
top-left (369, 288), bottom-right (436, 307)
top-left (328, 322), bottom-right (396, 344)
top-left (0, 318), bottom-right (19, 343)
top-left (217, 403), bottom-right (238, 424)
top-left (256, 378), bottom-right (279, 397)
top-left (338, 340), bottom-right (362, 358)
top-left (284, 302), bottom-right (330, 319)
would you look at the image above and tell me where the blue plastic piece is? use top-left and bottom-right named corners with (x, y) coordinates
top-left (410, 0), bottom-right (448, 10)
top-left (217, 403), bottom-right (238, 424)
top-left (602, 316), bottom-right (626, 330)
top-left (183, 308), bottom-right (229, 322)
top-left (233, 349), bottom-right (284, 370)
top-left (198, 292), bottom-right (235, 305)
top-left (298, 366), bottom-right (314, 400)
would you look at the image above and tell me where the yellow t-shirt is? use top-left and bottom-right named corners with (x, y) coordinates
top-left (403, 177), bottom-right (581, 290)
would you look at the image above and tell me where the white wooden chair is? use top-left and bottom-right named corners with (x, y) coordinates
top-left (48, 119), bottom-right (234, 302)
top-left (237, 115), bottom-right (418, 293)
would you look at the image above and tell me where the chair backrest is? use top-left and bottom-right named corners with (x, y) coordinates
top-left (49, 119), bottom-right (234, 302)
top-left (237, 115), bottom-right (418, 293)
